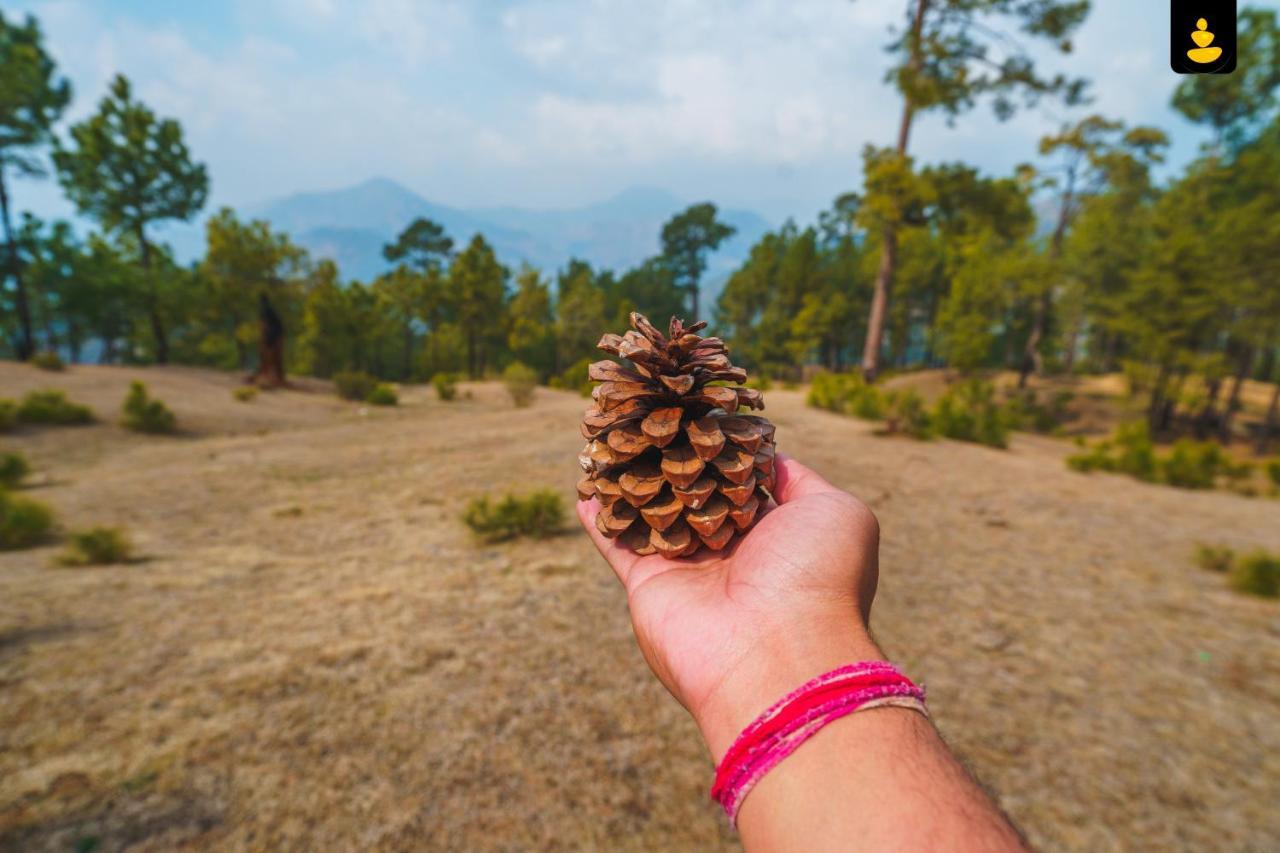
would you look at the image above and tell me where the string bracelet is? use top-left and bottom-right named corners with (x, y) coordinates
top-left (709, 661), bottom-right (928, 826)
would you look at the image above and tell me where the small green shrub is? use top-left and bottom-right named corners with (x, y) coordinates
top-left (503, 362), bottom-right (538, 408)
top-left (1266, 459), bottom-right (1280, 489)
top-left (744, 374), bottom-right (772, 392)
top-left (806, 372), bottom-right (883, 419)
top-left (849, 386), bottom-right (884, 419)
top-left (366, 383), bottom-right (398, 406)
top-left (31, 351), bottom-right (65, 371)
top-left (17, 389), bottom-right (94, 425)
top-left (1194, 544), bottom-right (1235, 573)
top-left (58, 526), bottom-right (133, 566)
top-left (432, 372), bottom-right (459, 401)
top-left (806, 372), bottom-right (844, 412)
top-left (551, 358), bottom-right (594, 397)
top-left (1067, 421), bottom-right (1158, 481)
top-left (1229, 551), bottom-right (1280, 598)
top-left (463, 489), bottom-right (565, 541)
top-left (333, 370), bottom-right (377, 402)
top-left (883, 389), bottom-right (932, 439)
top-left (1112, 422), bottom-right (1160, 481)
top-left (121, 382), bottom-right (176, 434)
top-left (1160, 439), bottom-right (1240, 490)
top-left (232, 386), bottom-right (259, 403)
top-left (0, 400), bottom-right (14, 432)
top-left (932, 380), bottom-right (1008, 448)
top-left (1005, 389), bottom-right (1073, 434)
top-left (1071, 423), bottom-right (1255, 492)
top-left (0, 451), bottom-right (30, 488)
top-left (0, 490), bottom-right (54, 550)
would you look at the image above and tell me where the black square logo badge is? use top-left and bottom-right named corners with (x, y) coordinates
top-left (1171, 1), bottom-right (1237, 74)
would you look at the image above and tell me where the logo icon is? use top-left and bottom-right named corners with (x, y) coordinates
top-left (1187, 18), bottom-right (1222, 64)
top-left (1171, 2), bottom-right (1237, 74)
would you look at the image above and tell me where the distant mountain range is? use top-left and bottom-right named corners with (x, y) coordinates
top-left (233, 177), bottom-right (772, 290)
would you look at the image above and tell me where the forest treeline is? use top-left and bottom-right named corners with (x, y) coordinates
top-left (1, 4), bottom-right (1278, 446)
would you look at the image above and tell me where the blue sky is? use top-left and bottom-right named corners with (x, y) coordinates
top-left (8, 0), bottom-right (1276, 228)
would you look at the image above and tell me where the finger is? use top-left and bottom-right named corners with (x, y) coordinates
top-left (575, 497), bottom-right (640, 584)
top-left (772, 454), bottom-right (844, 504)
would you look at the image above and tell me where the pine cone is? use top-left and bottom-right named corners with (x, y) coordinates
top-left (576, 312), bottom-right (777, 558)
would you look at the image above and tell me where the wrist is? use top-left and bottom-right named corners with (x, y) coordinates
top-left (692, 608), bottom-right (884, 763)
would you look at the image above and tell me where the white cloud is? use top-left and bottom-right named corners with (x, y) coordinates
top-left (348, 0), bottom-right (464, 66)
top-left (9, 0), bottom-right (1222, 224)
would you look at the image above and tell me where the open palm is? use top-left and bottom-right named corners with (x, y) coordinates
top-left (578, 456), bottom-right (883, 755)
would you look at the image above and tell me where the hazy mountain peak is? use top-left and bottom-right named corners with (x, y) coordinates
top-left (593, 185), bottom-right (686, 215)
top-left (245, 178), bottom-right (772, 284)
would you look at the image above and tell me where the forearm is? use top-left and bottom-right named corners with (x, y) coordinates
top-left (694, 622), bottom-right (1025, 852)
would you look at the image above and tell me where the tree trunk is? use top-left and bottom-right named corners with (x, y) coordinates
top-left (1062, 316), bottom-right (1084, 374)
top-left (861, 226), bottom-right (898, 382)
top-left (233, 318), bottom-right (248, 370)
top-left (1159, 367), bottom-right (1190, 434)
top-left (860, 0), bottom-right (928, 383)
top-left (0, 168), bottom-right (35, 361)
top-left (1193, 375), bottom-right (1223, 439)
top-left (1147, 361), bottom-right (1172, 433)
top-left (1219, 345), bottom-right (1253, 444)
top-left (403, 321), bottom-right (414, 380)
top-left (1092, 328), bottom-right (1111, 373)
top-left (1018, 292), bottom-right (1049, 388)
top-left (1257, 381), bottom-right (1279, 456)
top-left (689, 282), bottom-right (700, 322)
top-left (249, 293), bottom-right (286, 387)
top-left (68, 323), bottom-right (83, 363)
top-left (467, 329), bottom-right (478, 379)
top-left (42, 315), bottom-right (60, 352)
top-left (1019, 180), bottom-right (1074, 388)
top-left (136, 226), bottom-right (169, 364)
top-left (1103, 331), bottom-right (1120, 373)
top-left (1003, 311), bottom-right (1019, 368)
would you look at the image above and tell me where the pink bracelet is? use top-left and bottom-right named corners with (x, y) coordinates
top-left (709, 661), bottom-right (928, 826)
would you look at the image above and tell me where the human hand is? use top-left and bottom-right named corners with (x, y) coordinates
top-left (577, 455), bottom-right (885, 760)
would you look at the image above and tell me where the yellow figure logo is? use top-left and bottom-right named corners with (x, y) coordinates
top-left (1187, 18), bottom-right (1223, 64)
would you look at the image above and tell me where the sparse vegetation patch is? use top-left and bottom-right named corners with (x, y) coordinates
top-left (1192, 544), bottom-right (1280, 599)
top-left (502, 362), bottom-right (537, 408)
top-left (121, 382), bottom-right (176, 434)
top-left (31, 351), bottom-right (65, 371)
top-left (1230, 551), bottom-right (1280, 599)
top-left (808, 375), bottom-right (1010, 448)
top-left (0, 490), bottom-right (54, 550)
top-left (59, 526), bottom-right (134, 566)
top-left (366, 383), bottom-right (398, 406)
top-left (333, 370), bottom-right (377, 402)
top-left (1070, 423), bottom-right (1255, 492)
top-left (17, 389), bottom-right (94, 425)
top-left (463, 489), bottom-right (564, 542)
top-left (432, 372), bottom-right (459, 401)
top-left (0, 451), bottom-right (30, 488)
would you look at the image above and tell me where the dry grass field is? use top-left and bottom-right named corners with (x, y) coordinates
top-left (2, 363), bottom-right (1279, 851)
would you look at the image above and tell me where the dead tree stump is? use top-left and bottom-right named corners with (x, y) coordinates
top-left (248, 292), bottom-right (286, 388)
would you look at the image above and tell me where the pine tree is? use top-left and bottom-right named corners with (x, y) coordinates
top-left (859, 0), bottom-right (1090, 380)
top-left (0, 12), bottom-right (70, 360)
top-left (54, 75), bottom-right (208, 363)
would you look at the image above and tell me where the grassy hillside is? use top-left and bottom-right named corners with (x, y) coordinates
top-left (1, 364), bottom-right (1278, 850)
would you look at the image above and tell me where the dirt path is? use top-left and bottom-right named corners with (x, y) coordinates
top-left (1, 364), bottom-right (1277, 851)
